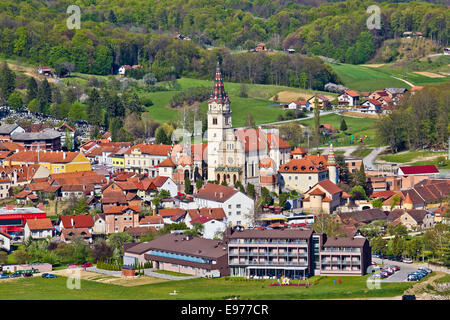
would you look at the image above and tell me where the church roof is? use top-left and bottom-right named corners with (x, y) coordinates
top-left (209, 61), bottom-right (229, 104)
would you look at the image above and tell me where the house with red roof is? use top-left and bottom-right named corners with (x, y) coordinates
top-left (338, 90), bottom-right (360, 107)
top-left (302, 179), bottom-right (344, 214)
top-left (103, 205), bottom-right (140, 233)
top-left (361, 99), bottom-right (383, 114)
top-left (193, 184), bottom-right (254, 227)
top-left (398, 165), bottom-right (439, 176)
top-left (58, 214), bottom-right (94, 242)
top-left (24, 218), bottom-right (53, 240)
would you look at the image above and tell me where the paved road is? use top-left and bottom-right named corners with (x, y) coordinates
top-left (363, 146), bottom-right (388, 170)
top-left (252, 110), bottom-right (337, 128)
top-left (144, 269), bottom-right (200, 281)
top-left (372, 258), bottom-right (417, 282)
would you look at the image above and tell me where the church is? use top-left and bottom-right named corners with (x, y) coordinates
top-left (206, 62), bottom-right (291, 186)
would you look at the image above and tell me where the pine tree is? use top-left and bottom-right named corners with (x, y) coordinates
top-left (0, 62), bottom-right (16, 104)
top-left (340, 118), bottom-right (347, 131)
top-left (195, 177), bottom-right (204, 191)
top-left (26, 77), bottom-right (38, 103)
top-left (184, 177), bottom-right (191, 194)
top-left (313, 96), bottom-right (320, 147)
top-left (108, 10), bottom-right (117, 24)
top-left (357, 162), bottom-right (367, 190)
top-left (37, 79), bottom-right (52, 112)
top-left (246, 183), bottom-right (255, 199)
top-left (87, 88), bottom-right (101, 125)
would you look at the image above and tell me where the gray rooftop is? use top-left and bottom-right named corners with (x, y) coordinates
top-left (0, 124), bottom-right (21, 135)
top-left (11, 130), bottom-right (61, 141)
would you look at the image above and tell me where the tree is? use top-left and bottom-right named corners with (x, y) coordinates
top-left (390, 194), bottom-right (401, 210)
top-left (37, 78), bottom-right (52, 112)
top-left (313, 96), bottom-right (320, 147)
top-left (312, 214), bottom-right (342, 237)
top-left (142, 73), bottom-right (157, 86)
top-left (196, 178), bottom-right (204, 191)
top-left (335, 155), bottom-right (352, 186)
top-left (371, 237), bottom-right (388, 256)
top-left (108, 10), bottom-right (117, 24)
top-left (13, 250), bottom-right (30, 264)
top-left (8, 92), bottom-right (23, 110)
top-left (64, 128), bottom-right (73, 151)
top-left (91, 239), bottom-right (113, 262)
top-left (0, 62), bottom-right (16, 104)
top-left (371, 198), bottom-right (383, 209)
top-left (155, 126), bottom-right (171, 144)
top-left (87, 88), bottom-right (102, 125)
top-left (391, 236), bottom-right (406, 258)
top-left (239, 84), bottom-right (249, 98)
top-left (356, 162), bottom-right (366, 190)
top-left (350, 185), bottom-right (368, 201)
top-left (26, 77), bottom-right (38, 103)
top-left (246, 183), bottom-right (255, 199)
top-left (107, 232), bottom-right (133, 257)
top-left (183, 222), bottom-right (204, 237)
top-left (244, 113), bottom-right (256, 128)
top-left (259, 187), bottom-right (273, 207)
top-left (278, 192), bottom-right (289, 209)
top-left (221, 179), bottom-right (228, 186)
top-left (184, 177), bottom-right (192, 194)
top-left (27, 98), bottom-right (40, 113)
top-left (340, 117), bottom-right (347, 131)
top-left (0, 251), bottom-right (7, 264)
top-left (55, 62), bottom-right (75, 78)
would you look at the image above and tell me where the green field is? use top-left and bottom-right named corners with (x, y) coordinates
top-left (0, 275), bottom-right (412, 300)
top-left (328, 61), bottom-right (450, 92)
top-left (379, 150), bottom-right (447, 163)
top-left (145, 77), bottom-right (337, 128)
top-left (298, 113), bottom-right (379, 147)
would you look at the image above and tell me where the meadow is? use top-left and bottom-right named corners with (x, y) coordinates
top-left (0, 274), bottom-right (412, 300)
top-left (297, 113), bottom-right (379, 147)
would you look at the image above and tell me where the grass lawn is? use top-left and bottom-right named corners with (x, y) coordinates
top-left (152, 270), bottom-right (192, 277)
top-left (298, 113), bottom-right (379, 147)
top-left (0, 275), bottom-right (412, 300)
top-left (351, 147), bottom-right (373, 158)
top-left (327, 61), bottom-right (450, 92)
top-left (379, 150), bottom-right (447, 163)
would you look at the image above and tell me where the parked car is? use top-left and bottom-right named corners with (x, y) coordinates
top-left (67, 264), bottom-right (79, 268)
top-left (372, 254), bottom-right (380, 258)
top-left (41, 273), bottom-right (57, 278)
top-left (407, 274), bottom-right (420, 281)
top-left (10, 272), bottom-right (21, 278)
top-left (402, 295), bottom-right (416, 300)
top-left (371, 273), bottom-right (382, 279)
top-left (81, 263), bottom-right (92, 268)
top-left (22, 272), bottom-right (32, 277)
top-left (392, 266), bottom-right (400, 271)
top-left (380, 271), bottom-right (389, 278)
top-left (418, 268), bottom-right (431, 274)
top-left (402, 258), bottom-right (413, 264)
top-left (371, 261), bottom-right (377, 266)
top-left (0, 274), bottom-right (10, 279)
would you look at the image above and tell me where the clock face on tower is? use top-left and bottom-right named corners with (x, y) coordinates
top-left (228, 157), bottom-right (233, 164)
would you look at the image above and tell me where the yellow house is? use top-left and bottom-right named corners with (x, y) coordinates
top-left (6, 150), bottom-right (91, 174)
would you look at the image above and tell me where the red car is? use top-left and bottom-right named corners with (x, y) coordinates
top-left (67, 264), bottom-right (79, 269)
top-left (392, 266), bottom-right (400, 271)
top-left (81, 263), bottom-right (92, 268)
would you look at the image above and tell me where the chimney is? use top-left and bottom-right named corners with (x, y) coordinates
top-left (39, 202), bottom-right (44, 211)
top-left (63, 152), bottom-right (66, 159)
top-left (219, 192), bottom-right (223, 198)
top-left (6, 204), bottom-right (14, 210)
top-left (71, 218), bottom-right (74, 227)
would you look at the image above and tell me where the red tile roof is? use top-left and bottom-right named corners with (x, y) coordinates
top-left (279, 158), bottom-right (327, 173)
top-left (26, 218), bottom-right (53, 230)
top-left (316, 179), bottom-right (343, 195)
top-left (60, 214), bottom-right (94, 228)
top-left (125, 144), bottom-right (172, 156)
top-left (139, 215), bottom-right (164, 225)
top-left (7, 150), bottom-right (82, 163)
top-left (195, 184), bottom-right (239, 202)
top-left (399, 165), bottom-right (439, 175)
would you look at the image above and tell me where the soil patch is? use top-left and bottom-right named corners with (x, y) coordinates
top-left (414, 71), bottom-right (445, 78)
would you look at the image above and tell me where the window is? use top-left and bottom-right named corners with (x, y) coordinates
top-left (236, 204), bottom-right (241, 209)
top-left (236, 211), bottom-right (241, 215)
top-left (213, 118), bottom-right (217, 125)
top-left (309, 176), bottom-right (311, 180)
top-left (228, 205), bottom-right (232, 209)
top-left (236, 221), bottom-right (241, 225)
top-left (114, 217), bottom-right (118, 221)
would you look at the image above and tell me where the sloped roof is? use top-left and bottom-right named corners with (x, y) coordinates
top-left (125, 144), bottom-right (172, 156)
top-left (187, 208), bottom-right (226, 221)
top-left (399, 165), bottom-right (439, 175)
top-left (26, 218), bottom-right (53, 230)
top-left (195, 184), bottom-right (239, 203)
top-left (60, 214), bottom-right (94, 229)
top-left (278, 158), bottom-right (327, 173)
top-left (323, 237), bottom-right (367, 248)
top-left (7, 150), bottom-right (82, 163)
top-left (139, 215), bottom-right (164, 225)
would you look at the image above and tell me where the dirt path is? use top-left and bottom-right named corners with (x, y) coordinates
top-left (403, 271), bottom-right (446, 299)
top-left (6, 62), bottom-right (57, 83)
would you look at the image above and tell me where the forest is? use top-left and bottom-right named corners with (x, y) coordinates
top-left (375, 82), bottom-right (450, 153)
top-left (0, 0), bottom-right (448, 82)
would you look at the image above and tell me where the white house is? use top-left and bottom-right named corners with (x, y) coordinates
top-left (93, 214), bottom-right (106, 234)
top-left (338, 90), bottom-right (360, 107)
top-left (139, 215), bottom-right (164, 230)
top-left (193, 184), bottom-right (255, 227)
top-left (118, 65), bottom-right (131, 75)
top-left (287, 100), bottom-right (309, 110)
top-left (24, 218), bottom-right (53, 240)
top-left (361, 99), bottom-right (383, 114)
top-left (199, 218), bottom-right (227, 239)
top-left (0, 231), bottom-right (11, 252)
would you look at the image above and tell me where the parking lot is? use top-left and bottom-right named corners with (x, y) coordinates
top-left (371, 258), bottom-right (421, 283)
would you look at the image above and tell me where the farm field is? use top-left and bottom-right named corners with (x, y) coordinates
top-left (145, 78), bottom-right (336, 127)
top-left (328, 59), bottom-right (450, 92)
top-left (379, 150), bottom-right (447, 163)
top-left (0, 274), bottom-right (412, 300)
top-left (298, 113), bottom-right (379, 147)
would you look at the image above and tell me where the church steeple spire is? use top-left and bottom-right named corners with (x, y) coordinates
top-left (210, 61), bottom-right (229, 104)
